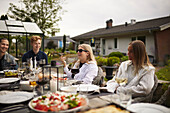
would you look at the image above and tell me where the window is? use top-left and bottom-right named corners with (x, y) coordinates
top-left (114, 38), bottom-right (117, 49)
top-left (80, 41), bottom-right (84, 44)
top-left (138, 36), bottom-right (145, 44)
top-left (131, 37), bottom-right (136, 41)
top-left (102, 39), bottom-right (105, 55)
top-left (131, 36), bottom-right (146, 44)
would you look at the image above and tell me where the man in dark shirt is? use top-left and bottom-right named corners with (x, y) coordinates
top-left (0, 38), bottom-right (18, 71)
top-left (22, 36), bottom-right (48, 67)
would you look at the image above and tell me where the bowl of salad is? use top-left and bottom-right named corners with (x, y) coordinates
top-left (28, 92), bottom-right (88, 112)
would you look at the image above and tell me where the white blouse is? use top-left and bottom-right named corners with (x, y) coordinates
top-left (64, 61), bottom-right (98, 84)
top-left (107, 60), bottom-right (155, 98)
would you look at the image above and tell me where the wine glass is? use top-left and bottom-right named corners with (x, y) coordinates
top-left (36, 77), bottom-right (48, 95)
top-left (39, 59), bottom-right (46, 67)
top-left (29, 72), bottom-right (38, 96)
top-left (115, 77), bottom-right (128, 86)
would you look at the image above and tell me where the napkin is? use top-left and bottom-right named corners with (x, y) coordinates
top-left (106, 80), bottom-right (119, 93)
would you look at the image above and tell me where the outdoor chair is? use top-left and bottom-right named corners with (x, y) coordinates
top-left (155, 85), bottom-right (170, 106)
top-left (92, 67), bottom-right (104, 87)
top-left (132, 74), bottom-right (158, 103)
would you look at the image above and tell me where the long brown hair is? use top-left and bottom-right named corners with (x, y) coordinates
top-left (129, 40), bottom-right (152, 74)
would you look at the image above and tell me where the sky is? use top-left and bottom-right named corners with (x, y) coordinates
top-left (0, 0), bottom-right (170, 37)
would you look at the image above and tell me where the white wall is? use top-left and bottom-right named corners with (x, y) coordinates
top-left (105, 37), bottom-right (130, 55)
top-left (104, 34), bottom-right (155, 58)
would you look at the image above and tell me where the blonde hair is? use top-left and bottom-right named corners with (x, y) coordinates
top-left (30, 36), bottom-right (42, 43)
top-left (129, 40), bottom-right (153, 74)
top-left (78, 44), bottom-right (96, 63)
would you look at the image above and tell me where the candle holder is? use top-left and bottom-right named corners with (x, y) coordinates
top-left (42, 64), bottom-right (64, 92)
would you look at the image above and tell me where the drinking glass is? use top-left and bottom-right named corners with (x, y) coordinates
top-left (119, 91), bottom-right (132, 108)
top-left (39, 59), bottom-right (46, 67)
top-left (29, 73), bottom-right (38, 96)
top-left (115, 77), bottom-right (128, 86)
top-left (78, 84), bottom-right (89, 96)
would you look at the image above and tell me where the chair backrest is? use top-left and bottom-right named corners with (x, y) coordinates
top-left (132, 74), bottom-right (158, 103)
top-left (92, 67), bottom-right (104, 86)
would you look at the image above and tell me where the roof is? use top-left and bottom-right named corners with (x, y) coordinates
top-left (72, 16), bottom-right (170, 40)
top-left (0, 20), bottom-right (43, 35)
top-left (47, 36), bottom-right (76, 43)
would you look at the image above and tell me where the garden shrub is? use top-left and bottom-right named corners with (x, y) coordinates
top-left (107, 57), bottom-right (120, 66)
top-left (156, 59), bottom-right (170, 81)
top-left (121, 56), bottom-right (129, 62)
top-left (95, 56), bottom-right (107, 66)
top-left (108, 52), bottom-right (124, 58)
top-left (69, 50), bottom-right (76, 54)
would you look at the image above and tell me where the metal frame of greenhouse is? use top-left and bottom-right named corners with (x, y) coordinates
top-left (0, 20), bottom-right (44, 58)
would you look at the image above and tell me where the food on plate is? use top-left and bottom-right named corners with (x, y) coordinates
top-left (4, 71), bottom-right (18, 77)
top-left (29, 92), bottom-right (87, 112)
top-left (83, 105), bottom-right (129, 113)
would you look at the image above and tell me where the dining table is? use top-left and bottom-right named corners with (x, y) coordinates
top-left (0, 70), bottom-right (118, 113)
top-left (0, 72), bottom-right (170, 113)
top-left (0, 88), bottom-right (116, 113)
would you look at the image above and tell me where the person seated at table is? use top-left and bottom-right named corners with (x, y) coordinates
top-left (0, 38), bottom-right (18, 71)
top-left (60, 44), bottom-right (98, 84)
top-left (22, 36), bottom-right (48, 67)
top-left (107, 40), bottom-right (155, 98)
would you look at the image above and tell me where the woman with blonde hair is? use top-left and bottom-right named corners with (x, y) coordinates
top-left (60, 44), bottom-right (98, 84)
top-left (107, 40), bottom-right (155, 98)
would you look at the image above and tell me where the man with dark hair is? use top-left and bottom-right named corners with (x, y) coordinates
top-left (0, 38), bottom-right (18, 71)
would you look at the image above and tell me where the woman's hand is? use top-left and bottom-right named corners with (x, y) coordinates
top-left (114, 63), bottom-right (120, 68)
top-left (60, 56), bottom-right (66, 67)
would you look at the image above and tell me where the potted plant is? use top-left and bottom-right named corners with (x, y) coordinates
top-left (102, 57), bottom-right (120, 80)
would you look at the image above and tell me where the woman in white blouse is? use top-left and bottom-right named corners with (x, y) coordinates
top-left (107, 40), bottom-right (155, 98)
top-left (60, 44), bottom-right (98, 84)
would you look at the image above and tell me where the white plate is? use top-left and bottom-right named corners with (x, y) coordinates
top-left (52, 73), bottom-right (67, 77)
top-left (0, 78), bottom-right (19, 84)
top-left (60, 86), bottom-right (78, 93)
top-left (127, 103), bottom-right (170, 113)
top-left (0, 92), bottom-right (33, 104)
top-left (3, 70), bottom-right (17, 72)
top-left (28, 93), bottom-right (88, 113)
top-left (76, 84), bottom-right (99, 92)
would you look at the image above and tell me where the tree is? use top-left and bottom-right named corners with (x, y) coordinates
top-left (0, 15), bottom-right (8, 20)
top-left (7, 0), bottom-right (65, 35)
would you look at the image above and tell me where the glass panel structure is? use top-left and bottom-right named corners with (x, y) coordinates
top-left (0, 20), bottom-right (8, 32)
top-left (23, 22), bottom-right (43, 34)
top-left (6, 20), bottom-right (23, 26)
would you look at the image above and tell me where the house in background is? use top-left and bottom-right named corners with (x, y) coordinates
top-left (44, 36), bottom-right (76, 49)
top-left (72, 16), bottom-right (170, 66)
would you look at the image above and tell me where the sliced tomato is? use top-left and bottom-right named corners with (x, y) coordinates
top-left (78, 98), bottom-right (86, 106)
top-left (78, 102), bottom-right (81, 107)
top-left (49, 105), bottom-right (58, 111)
top-left (61, 95), bottom-right (65, 102)
top-left (34, 104), bottom-right (49, 111)
top-left (49, 95), bottom-right (54, 100)
top-left (32, 100), bottom-right (40, 103)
